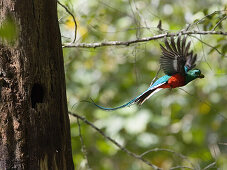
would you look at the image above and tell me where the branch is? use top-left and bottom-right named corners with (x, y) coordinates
top-left (150, 66), bottom-right (161, 86)
top-left (189, 35), bottom-right (226, 57)
top-left (140, 148), bottom-right (194, 169)
top-left (140, 148), bottom-right (195, 170)
top-left (69, 112), bottom-right (161, 170)
top-left (69, 111), bottom-right (224, 170)
top-left (63, 31), bottom-right (227, 48)
top-left (68, 112), bottom-right (200, 170)
top-left (57, 1), bottom-right (77, 43)
top-left (170, 166), bottom-right (194, 170)
top-left (212, 15), bottom-right (227, 31)
top-left (191, 10), bottom-right (226, 28)
top-left (218, 142), bottom-right (227, 146)
top-left (202, 162), bottom-right (216, 170)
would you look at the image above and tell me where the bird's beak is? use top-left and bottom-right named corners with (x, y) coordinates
top-left (199, 74), bottom-right (205, 78)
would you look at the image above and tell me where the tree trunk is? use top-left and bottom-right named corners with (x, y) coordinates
top-left (0, 0), bottom-right (74, 169)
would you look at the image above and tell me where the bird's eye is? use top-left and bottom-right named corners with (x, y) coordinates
top-left (195, 70), bottom-right (201, 75)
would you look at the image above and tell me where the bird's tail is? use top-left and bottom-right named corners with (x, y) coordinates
top-left (89, 87), bottom-right (163, 111)
top-left (134, 88), bottom-right (162, 105)
top-left (90, 98), bottom-right (135, 111)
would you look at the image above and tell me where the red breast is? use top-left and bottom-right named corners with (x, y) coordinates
top-left (159, 74), bottom-right (186, 89)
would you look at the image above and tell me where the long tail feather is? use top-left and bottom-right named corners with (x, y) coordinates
top-left (90, 98), bottom-right (136, 111)
top-left (135, 88), bottom-right (163, 105)
top-left (89, 75), bottom-right (170, 111)
top-left (90, 84), bottom-right (166, 111)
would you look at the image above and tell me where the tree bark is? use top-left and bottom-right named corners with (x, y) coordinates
top-left (0, 0), bottom-right (74, 169)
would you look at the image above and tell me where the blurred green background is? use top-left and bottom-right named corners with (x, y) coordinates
top-left (58, 0), bottom-right (227, 169)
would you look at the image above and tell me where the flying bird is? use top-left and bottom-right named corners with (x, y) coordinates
top-left (91, 36), bottom-right (204, 110)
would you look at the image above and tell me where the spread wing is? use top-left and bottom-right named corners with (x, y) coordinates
top-left (160, 36), bottom-right (197, 76)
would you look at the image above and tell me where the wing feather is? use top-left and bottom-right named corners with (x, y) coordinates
top-left (160, 45), bottom-right (175, 58)
top-left (177, 36), bottom-right (181, 54)
top-left (171, 37), bottom-right (178, 54)
top-left (183, 41), bottom-right (191, 56)
top-left (160, 36), bottom-right (197, 75)
top-left (181, 36), bottom-right (187, 55)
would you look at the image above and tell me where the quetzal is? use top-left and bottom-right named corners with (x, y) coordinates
top-left (92, 36), bottom-right (204, 110)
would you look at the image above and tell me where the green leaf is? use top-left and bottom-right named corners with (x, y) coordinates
top-left (221, 43), bottom-right (227, 54)
top-left (0, 16), bottom-right (17, 42)
top-left (203, 8), bottom-right (208, 15)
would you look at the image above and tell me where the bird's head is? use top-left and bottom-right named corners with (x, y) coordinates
top-left (185, 69), bottom-right (204, 84)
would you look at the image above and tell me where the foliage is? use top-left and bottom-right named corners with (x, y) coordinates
top-left (58, 0), bottom-right (227, 169)
top-left (0, 16), bottom-right (17, 42)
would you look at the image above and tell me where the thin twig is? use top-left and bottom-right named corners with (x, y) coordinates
top-left (179, 88), bottom-right (227, 121)
top-left (202, 162), bottom-right (216, 170)
top-left (140, 148), bottom-right (194, 168)
top-left (189, 35), bottom-right (226, 57)
top-left (212, 15), bottom-right (227, 31)
top-left (140, 148), bottom-right (192, 164)
top-left (219, 114), bottom-right (227, 121)
top-left (57, 1), bottom-right (77, 43)
top-left (98, 0), bottom-right (129, 17)
top-left (218, 142), bottom-right (227, 146)
top-left (191, 10), bottom-right (226, 29)
top-left (69, 112), bottom-right (161, 170)
top-left (196, 25), bottom-right (213, 71)
top-left (76, 118), bottom-right (90, 169)
top-left (129, 0), bottom-right (141, 38)
top-left (150, 66), bottom-right (161, 86)
top-left (170, 166), bottom-right (194, 170)
top-left (63, 30), bottom-right (227, 48)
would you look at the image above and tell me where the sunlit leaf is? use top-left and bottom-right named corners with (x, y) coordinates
top-left (0, 16), bottom-right (17, 42)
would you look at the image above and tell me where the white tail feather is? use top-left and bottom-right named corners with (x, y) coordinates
top-left (139, 88), bottom-right (163, 105)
